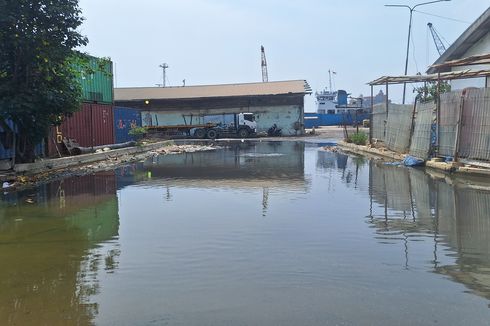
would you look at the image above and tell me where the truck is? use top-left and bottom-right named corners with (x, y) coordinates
top-left (146, 112), bottom-right (257, 139)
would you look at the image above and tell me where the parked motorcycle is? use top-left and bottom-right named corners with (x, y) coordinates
top-left (267, 124), bottom-right (282, 137)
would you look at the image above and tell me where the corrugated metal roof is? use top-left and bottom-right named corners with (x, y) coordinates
top-left (427, 7), bottom-right (490, 73)
top-left (114, 80), bottom-right (311, 101)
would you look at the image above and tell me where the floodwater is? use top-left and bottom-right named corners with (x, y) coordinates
top-left (1, 141), bottom-right (490, 325)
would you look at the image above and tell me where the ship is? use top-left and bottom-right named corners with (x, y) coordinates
top-left (304, 71), bottom-right (369, 128)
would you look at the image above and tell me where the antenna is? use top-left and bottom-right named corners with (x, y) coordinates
top-left (261, 46), bottom-right (268, 82)
top-left (328, 70), bottom-right (337, 92)
top-left (159, 63), bottom-right (169, 87)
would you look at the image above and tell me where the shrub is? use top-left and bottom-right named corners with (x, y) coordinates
top-left (128, 126), bottom-right (148, 136)
top-left (348, 131), bottom-right (367, 145)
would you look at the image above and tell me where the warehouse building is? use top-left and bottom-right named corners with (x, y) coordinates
top-left (114, 80), bottom-right (311, 136)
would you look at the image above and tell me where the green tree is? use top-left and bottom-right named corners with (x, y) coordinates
top-left (413, 81), bottom-right (451, 103)
top-left (0, 0), bottom-right (88, 163)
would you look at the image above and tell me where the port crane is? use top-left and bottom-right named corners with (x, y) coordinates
top-left (261, 45), bottom-right (268, 82)
top-left (427, 22), bottom-right (447, 56)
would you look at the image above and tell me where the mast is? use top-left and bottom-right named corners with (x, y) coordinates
top-left (328, 70), bottom-right (332, 92)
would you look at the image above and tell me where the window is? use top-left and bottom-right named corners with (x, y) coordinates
top-left (244, 114), bottom-right (254, 122)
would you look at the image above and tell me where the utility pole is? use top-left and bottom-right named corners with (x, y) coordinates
top-left (159, 63), bottom-right (169, 87)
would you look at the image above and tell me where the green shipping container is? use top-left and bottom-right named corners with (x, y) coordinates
top-left (79, 56), bottom-right (114, 104)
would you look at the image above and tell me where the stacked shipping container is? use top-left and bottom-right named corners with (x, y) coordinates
top-left (79, 58), bottom-right (114, 104)
top-left (48, 56), bottom-right (115, 157)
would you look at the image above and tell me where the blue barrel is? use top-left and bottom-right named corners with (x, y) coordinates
top-left (114, 107), bottom-right (142, 143)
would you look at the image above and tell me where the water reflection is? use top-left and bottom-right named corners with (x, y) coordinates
top-left (116, 141), bottom-right (309, 217)
top-left (364, 160), bottom-right (490, 302)
top-left (1, 143), bottom-right (490, 324)
top-left (0, 172), bottom-right (120, 325)
top-left (117, 141), bottom-right (307, 189)
top-left (146, 141), bottom-right (307, 189)
top-left (316, 149), bottom-right (369, 190)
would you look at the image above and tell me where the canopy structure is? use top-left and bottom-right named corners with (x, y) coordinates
top-left (429, 53), bottom-right (490, 71)
top-left (368, 53), bottom-right (490, 86)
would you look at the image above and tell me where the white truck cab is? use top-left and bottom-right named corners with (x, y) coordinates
top-left (238, 113), bottom-right (257, 132)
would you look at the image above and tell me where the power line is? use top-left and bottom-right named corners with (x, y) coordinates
top-left (426, 25), bottom-right (430, 67)
top-left (411, 27), bottom-right (420, 73)
top-left (413, 9), bottom-right (471, 24)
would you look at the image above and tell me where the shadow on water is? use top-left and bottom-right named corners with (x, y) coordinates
top-left (363, 160), bottom-right (490, 303)
top-left (0, 172), bottom-right (120, 325)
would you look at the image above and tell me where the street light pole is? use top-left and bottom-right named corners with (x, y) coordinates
top-left (385, 0), bottom-right (450, 104)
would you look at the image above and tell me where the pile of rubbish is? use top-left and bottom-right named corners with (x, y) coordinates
top-left (148, 144), bottom-right (218, 155)
top-left (3, 144), bottom-right (220, 192)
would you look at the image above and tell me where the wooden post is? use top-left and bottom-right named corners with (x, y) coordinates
top-left (453, 89), bottom-right (466, 162)
top-left (369, 85), bottom-right (374, 144)
top-left (436, 72), bottom-right (441, 156)
top-left (385, 82), bottom-right (389, 139)
top-left (408, 97), bottom-right (418, 152)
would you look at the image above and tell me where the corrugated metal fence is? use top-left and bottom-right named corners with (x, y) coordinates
top-left (371, 87), bottom-right (490, 161)
top-left (439, 88), bottom-right (490, 161)
top-left (409, 102), bottom-right (436, 160)
top-left (372, 104), bottom-right (386, 140)
top-left (438, 91), bottom-right (462, 157)
top-left (371, 103), bottom-right (412, 153)
top-left (385, 103), bottom-right (413, 153)
top-left (458, 88), bottom-right (490, 160)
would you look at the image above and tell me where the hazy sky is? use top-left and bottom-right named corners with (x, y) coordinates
top-left (78, 0), bottom-right (489, 111)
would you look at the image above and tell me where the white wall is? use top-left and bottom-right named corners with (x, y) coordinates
top-left (450, 31), bottom-right (490, 90)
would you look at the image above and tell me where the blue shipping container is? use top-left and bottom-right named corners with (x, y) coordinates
top-left (114, 107), bottom-right (142, 143)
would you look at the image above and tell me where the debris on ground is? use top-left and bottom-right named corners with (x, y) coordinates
top-left (5, 144), bottom-right (220, 192)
